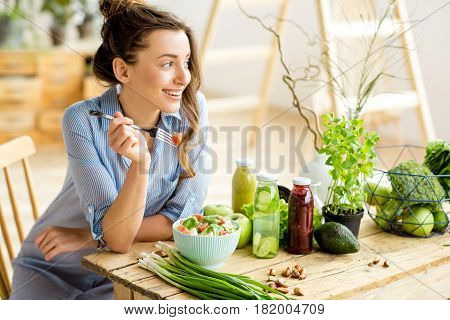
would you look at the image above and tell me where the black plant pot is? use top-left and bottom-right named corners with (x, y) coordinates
top-left (322, 205), bottom-right (364, 238)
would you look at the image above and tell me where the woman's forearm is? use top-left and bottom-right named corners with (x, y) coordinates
top-left (134, 214), bottom-right (173, 242)
top-left (102, 159), bottom-right (150, 252)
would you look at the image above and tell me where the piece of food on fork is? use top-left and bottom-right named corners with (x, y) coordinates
top-left (88, 110), bottom-right (178, 148)
top-left (172, 132), bottom-right (183, 146)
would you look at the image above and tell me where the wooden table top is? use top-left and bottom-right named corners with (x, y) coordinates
top-left (81, 216), bottom-right (450, 300)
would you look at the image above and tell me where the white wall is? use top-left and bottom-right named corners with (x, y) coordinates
top-left (151, 0), bottom-right (450, 143)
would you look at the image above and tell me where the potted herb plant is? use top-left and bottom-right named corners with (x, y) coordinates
top-left (319, 113), bottom-right (379, 237)
top-left (41, 0), bottom-right (75, 46)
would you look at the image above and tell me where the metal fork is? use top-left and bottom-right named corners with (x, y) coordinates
top-left (89, 110), bottom-right (178, 148)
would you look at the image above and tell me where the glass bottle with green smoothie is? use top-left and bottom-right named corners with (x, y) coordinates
top-left (232, 159), bottom-right (256, 214)
top-left (253, 173), bottom-right (280, 259)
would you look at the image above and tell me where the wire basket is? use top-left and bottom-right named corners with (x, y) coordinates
top-left (364, 145), bottom-right (450, 237)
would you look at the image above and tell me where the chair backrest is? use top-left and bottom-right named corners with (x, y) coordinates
top-left (0, 136), bottom-right (39, 299)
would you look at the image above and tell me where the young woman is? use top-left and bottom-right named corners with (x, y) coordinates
top-left (10, 0), bottom-right (210, 299)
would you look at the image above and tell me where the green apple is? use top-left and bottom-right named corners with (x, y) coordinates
top-left (432, 208), bottom-right (449, 232)
top-left (231, 213), bottom-right (252, 248)
top-left (402, 206), bottom-right (434, 237)
top-left (365, 181), bottom-right (392, 206)
top-left (203, 204), bottom-right (234, 217)
top-left (374, 199), bottom-right (403, 230)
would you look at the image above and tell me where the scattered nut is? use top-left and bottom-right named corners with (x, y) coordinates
top-left (267, 281), bottom-right (277, 290)
top-left (368, 262), bottom-right (375, 267)
top-left (276, 287), bottom-right (289, 294)
top-left (275, 277), bottom-right (288, 288)
top-left (293, 287), bottom-right (304, 296)
top-left (299, 274), bottom-right (307, 280)
top-left (268, 268), bottom-right (276, 276)
top-left (292, 270), bottom-right (301, 279)
top-left (383, 260), bottom-right (390, 268)
top-left (281, 266), bottom-right (292, 277)
top-left (373, 257), bottom-right (380, 265)
top-left (294, 264), bottom-right (304, 274)
top-left (275, 280), bottom-right (288, 288)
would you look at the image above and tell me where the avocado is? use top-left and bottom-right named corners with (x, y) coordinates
top-left (314, 222), bottom-right (360, 254)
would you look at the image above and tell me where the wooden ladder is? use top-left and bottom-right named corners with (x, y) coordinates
top-left (316, 0), bottom-right (435, 143)
top-left (200, 0), bottom-right (291, 130)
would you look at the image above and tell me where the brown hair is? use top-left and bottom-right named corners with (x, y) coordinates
top-left (93, 0), bottom-right (202, 178)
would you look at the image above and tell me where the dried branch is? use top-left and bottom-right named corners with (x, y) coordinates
top-left (237, 0), bottom-right (323, 152)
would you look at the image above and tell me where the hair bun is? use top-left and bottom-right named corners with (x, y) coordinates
top-left (99, 0), bottom-right (144, 20)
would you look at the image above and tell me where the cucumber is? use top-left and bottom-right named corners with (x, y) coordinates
top-left (257, 190), bottom-right (272, 205)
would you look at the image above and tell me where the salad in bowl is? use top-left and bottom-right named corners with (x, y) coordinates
top-left (172, 214), bottom-right (241, 269)
top-left (176, 214), bottom-right (238, 236)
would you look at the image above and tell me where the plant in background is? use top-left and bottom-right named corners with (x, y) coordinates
top-left (75, 0), bottom-right (98, 39)
top-left (41, 0), bottom-right (75, 26)
top-left (0, 1), bottom-right (24, 47)
top-left (0, 0), bottom-right (22, 20)
top-left (41, 0), bottom-right (76, 46)
top-left (320, 113), bottom-right (379, 215)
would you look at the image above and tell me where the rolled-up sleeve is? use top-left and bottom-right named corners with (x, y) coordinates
top-left (62, 105), bottom-right (118, 242)
top-left (159, 93), bottom-right (211, 222)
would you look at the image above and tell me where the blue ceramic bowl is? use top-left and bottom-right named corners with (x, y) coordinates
top-left (172, 219), bottom-right (241, 269)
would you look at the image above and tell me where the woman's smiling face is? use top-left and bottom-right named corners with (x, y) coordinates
top-left (127, 29), bottom-right (192, 113)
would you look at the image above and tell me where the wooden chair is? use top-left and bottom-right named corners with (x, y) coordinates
top-left (0, 136), bottom-right (39, 299)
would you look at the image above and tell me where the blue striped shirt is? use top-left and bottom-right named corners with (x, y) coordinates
top-left (62, 85), bottom-right (211, 242)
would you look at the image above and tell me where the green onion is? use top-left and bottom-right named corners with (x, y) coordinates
top-left (137, 241), bottom-right (292, 300)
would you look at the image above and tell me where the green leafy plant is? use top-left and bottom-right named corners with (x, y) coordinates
top-left (41, 0), bottom-right (75, 25)
top-left (424, 139), bottom-right (450, 195)
top-left (320, 113), bottom-right (379, 213)
top-left (0, 1), bottom-right (23, 21)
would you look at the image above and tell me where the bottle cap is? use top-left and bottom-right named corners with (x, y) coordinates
top-left (293, 177), bottom-right (311, 186)
top-left (236, 158), bottom-right (254, 167)
top-left (256, 172), bottom-right (278, 182)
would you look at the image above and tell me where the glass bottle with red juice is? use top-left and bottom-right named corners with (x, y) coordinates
top-left (286, 177), bottom-right (314, 254)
